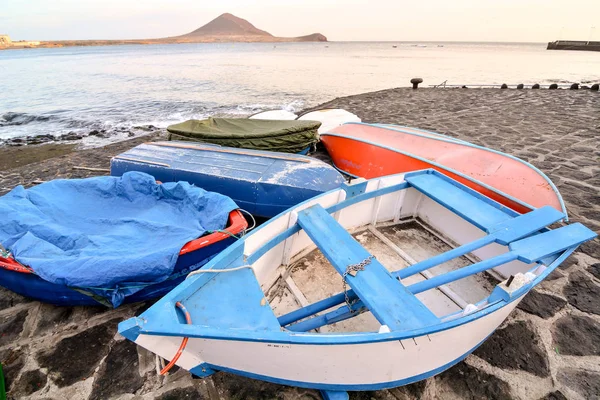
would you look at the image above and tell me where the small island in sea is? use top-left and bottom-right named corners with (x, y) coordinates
top-left (0, 13), bottom-right (327, 50)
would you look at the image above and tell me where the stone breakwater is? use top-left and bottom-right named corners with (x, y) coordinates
top-left (1, 88), bottom-right (599, 400)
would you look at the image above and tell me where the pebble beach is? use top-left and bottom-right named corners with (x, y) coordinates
top-left (1, 87), bottom-right (599, 400)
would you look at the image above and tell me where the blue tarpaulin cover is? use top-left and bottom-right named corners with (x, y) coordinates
top-left (0, 172), bottom-right (237, 307)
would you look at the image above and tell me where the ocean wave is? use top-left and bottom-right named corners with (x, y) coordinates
top-left (0, 112), bottom-right (52, 126)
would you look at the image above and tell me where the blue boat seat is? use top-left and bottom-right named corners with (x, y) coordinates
top-left (405, 171), bottom-right (516, 231)
top-left (184, 267), bottom-right (280, 331)
top-left (297, 204), bottom-right (439, 331)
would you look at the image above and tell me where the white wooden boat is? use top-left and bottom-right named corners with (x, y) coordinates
top-left (119, 170), bottom-right (595, 397)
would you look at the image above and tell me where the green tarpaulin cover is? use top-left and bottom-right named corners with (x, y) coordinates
top-left (167, 118), bottom-right (321, 153)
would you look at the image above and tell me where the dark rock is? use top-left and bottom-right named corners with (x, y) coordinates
top-left (590, 83), bottom-right (599, 91)
top-left (518, 290), bottom-right (567, 319)
top-left (557, 255), bottom-right (577, 270)
top-left (0, 309), bottom-right (28, 346)
top-left (588, 263), bottom-right (600, 280)
top-left (579, 240), bottom-right (600, 259)
top-left (474, 320), bottom-right (549, 377)
top-left (59, 133), bottom-right (83, 141)
top-left (532, 84), bottom-right (540, 89)
top-left (37, 319), bottom-right (119, 387)
top-left (570, 83), bottom-right (579, 90)
top-left (538, 390), bottom-right (567, 400)
top-left (35, 304), bottom-right (74, 334)
top-left (213, 371), bottom-right (319, 400)
top-left (546, 269), bottom-right (564, 281)
top-left (89, 340), bottom-right (144, 400)
top-left (156, 386), bottom-right (205, 400)
top-left (553, 315), bottom-right (600, 356)
top-left (557, 368), bottom-right (600, 399)
top-left (0, 286), bottom-right (31, 310)
top-left (9, 369), bottom-right (47, 396)
top-left (88, 130), bottom-right (100, 136)
top-left (385, 380), bottom-right (427, 399)
top-left (435, 361), bottom-right (512, 400)
top-left (549, 84), bottom-right (559, 90)
top-left (517, 84), bottom-right (524, 89)
top-left (500, 83), bottom-right (508, 89)
top-left (563, 270), bottom-right (600, 315)
top-left (0, 347), bottom-right (27, 393)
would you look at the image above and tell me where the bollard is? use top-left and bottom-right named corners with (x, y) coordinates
top-left (501, 84), bottom-right (508, 89)
top-left (532, 84), bottom-right (540, 89)
top-left (411, 78), bottom-right (423, 89)
top-left (591, 84), bottom-right (599, 91)
top-left (549, 84), bottom-right (558, 90)
top-left (517, 84), bottom-right (524, 89)
top-left (570, 83), bottom-right (579, 90)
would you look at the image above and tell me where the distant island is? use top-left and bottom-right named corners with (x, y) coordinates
top-left (0, 13), bottom-right (327, 50)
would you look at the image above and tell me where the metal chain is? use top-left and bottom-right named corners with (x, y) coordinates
top-left (342, 255), bottom-right (374, 312)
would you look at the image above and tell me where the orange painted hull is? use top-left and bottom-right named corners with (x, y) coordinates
top-left (321, 124), bottom-right (565, 216)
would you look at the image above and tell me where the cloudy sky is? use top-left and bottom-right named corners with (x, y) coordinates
top-left (2, 0), bottom-right (599, 42)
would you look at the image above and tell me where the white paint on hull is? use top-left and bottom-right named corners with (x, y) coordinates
top-left (135, 296), bottom-right (521, 387)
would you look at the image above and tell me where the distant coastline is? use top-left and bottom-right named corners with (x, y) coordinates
top-left (0, 13), bottom-right (327, 51)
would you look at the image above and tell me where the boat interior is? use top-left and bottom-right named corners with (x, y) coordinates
top-left (226, 169), bottom-right (590, 336)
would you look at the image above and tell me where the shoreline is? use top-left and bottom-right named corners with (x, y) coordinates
top-left (1, 87), bottom-right (599, 399)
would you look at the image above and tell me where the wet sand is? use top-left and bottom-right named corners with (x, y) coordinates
top-left (0, 88), bottom-right (599, 400)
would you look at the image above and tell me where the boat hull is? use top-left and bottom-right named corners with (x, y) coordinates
top-left (130, 295), bottom-right (521, 390)
top-left (321, 124), bottom-right (564, 215)
top-left (111, 142), bottom-right (345, 218)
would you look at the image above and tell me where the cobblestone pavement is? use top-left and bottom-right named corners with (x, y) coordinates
top-left (1, 88), bottom-right (599, 399)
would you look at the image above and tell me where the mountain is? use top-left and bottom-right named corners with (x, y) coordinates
top-left (181, 13), bottom-right (273, 38)
top-left (23, 13), bottom-right (327, 49)
top-left (173, 13), bottom-right (327, 43)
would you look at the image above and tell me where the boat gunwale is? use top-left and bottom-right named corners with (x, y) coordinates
top-left (321, 124), bottom-right (568, 219)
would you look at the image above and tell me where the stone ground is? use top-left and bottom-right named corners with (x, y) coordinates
top-left (1, 88), bottom-right (599, 400)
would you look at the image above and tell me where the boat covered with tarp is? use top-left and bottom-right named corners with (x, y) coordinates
top-left (167, 118), bottom-right (321, 154)
top-left (0, 172), bottom-right (246, 307)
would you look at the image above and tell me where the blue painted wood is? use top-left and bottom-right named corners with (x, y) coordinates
top-left (183, 267), bottom-right (280, 331)
top-left (509, 223), bottom-right (596, 263)
top-left (278, 292), bottom-right (347, 326)
top-left (320, 390), bottom-right (349, 400)
top-left (286, 300), bottom-right (364, 332)
top-left (397, 205), bottom-right (564, 279)
top-left (404, 172), bottom-right (513, 231)
top-left (409, 223), bottom-right (597, 294)
top-left (110, 142), bottom-right (345, 218)
top-left (296, 204), bottom-right (438, 330)
top-left (491, 206), bottom-right (564, 245)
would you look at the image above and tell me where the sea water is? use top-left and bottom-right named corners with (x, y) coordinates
top-left (1, 41), bottom-right (599, 145)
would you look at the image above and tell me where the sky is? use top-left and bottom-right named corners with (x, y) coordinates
top-left (2, 0), bottom-right (599, 42)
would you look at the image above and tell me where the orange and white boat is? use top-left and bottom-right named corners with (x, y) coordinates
top-left (321, 123), bottom-right (566, 217)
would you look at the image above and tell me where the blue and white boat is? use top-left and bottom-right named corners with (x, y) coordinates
top-left (119, 170), bottom-right (595, 396)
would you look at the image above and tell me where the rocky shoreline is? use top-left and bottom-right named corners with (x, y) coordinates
top-left (1, 87), bottom-right (599, 400)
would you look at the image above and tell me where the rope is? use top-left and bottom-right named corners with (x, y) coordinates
top-left (160, 301), bottom-right (191, 375)
top-left (238, 208), bottom-right (256, 232)
top-left (186, 264), bottom-right (255, 279)
top-left (342, 255), bottom-right (374, 312)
